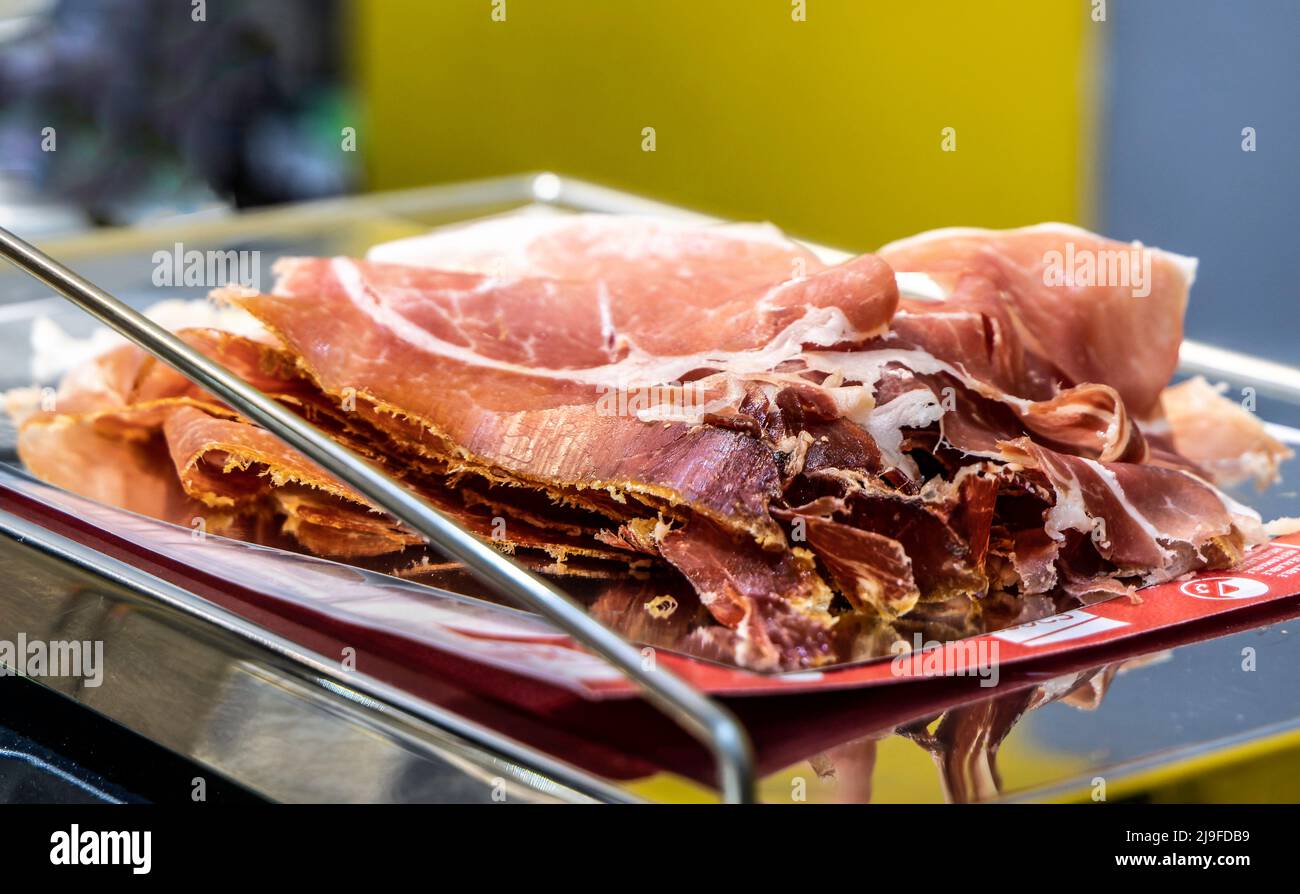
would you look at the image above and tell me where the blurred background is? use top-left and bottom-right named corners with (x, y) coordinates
top-left (0, 0), bottom-right (1296, 361)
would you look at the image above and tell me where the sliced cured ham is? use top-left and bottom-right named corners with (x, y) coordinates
top-left (16, 328), bottom-right (645, 568)
top-left (998, 439), bottom-right (1256, 584)
top-left (217, 252), bottom-right (896, 548)
top-left (1159, 376), bottom-right (1293, 488)
top-left (367, 212), bottom-right (827, 286)
top-left (9, 213), bottom-right (1284, 671)
top-left (879, 223), bottom-right (1196, 417)
top-left (657, 519), bottom-right (836, 671)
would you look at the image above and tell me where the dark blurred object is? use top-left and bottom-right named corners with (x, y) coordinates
top-left (0, 674), bottom-right (264, 803)
top-left (0, 0), bottom-right (357, 227)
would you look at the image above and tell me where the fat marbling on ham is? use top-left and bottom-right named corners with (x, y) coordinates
top-left (11, 213), bottom-right (1289, 671)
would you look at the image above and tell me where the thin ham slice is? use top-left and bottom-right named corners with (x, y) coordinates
top-left (1159, 376), bottom-right (1293, 488)
top-left (879, 223), bottom-right (1196, 417)
top-left (657, 519), bottom-right (836, 671)
top-left (367, 212), bottom-right (828, 286)
top-left (1000, 438), bottom-right (1258, 584)
top-left (772, 509), bottom-right (921, 618)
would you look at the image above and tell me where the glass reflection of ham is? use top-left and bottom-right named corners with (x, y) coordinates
top-left (895, 660), bottom-right (1134, 803)
top-left (8, 215), bottom-right (1289, 672)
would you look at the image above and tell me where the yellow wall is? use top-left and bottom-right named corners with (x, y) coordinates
top-left (356, 0), bottom-right (1095, 251)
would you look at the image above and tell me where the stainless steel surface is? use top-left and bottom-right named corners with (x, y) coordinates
top-left (747, 614), bottom-right (1300, 804)
top-left (1177, 340), bottom-right (1300, 405)
top-left (0, 220), bottom-right (757, 803)
top-left (0, 509), bottom-right (633, 803)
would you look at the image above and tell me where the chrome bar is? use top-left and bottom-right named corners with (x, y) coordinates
top-left (1177, 340), bottom-right (1300, 404)
top-left (0, 224), bottom-right (756, 803)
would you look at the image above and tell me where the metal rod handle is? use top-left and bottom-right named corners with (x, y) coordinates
top-left (0, 225), bottom-right (757, 803)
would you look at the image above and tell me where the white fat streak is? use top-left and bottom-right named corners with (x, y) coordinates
top-left (803, 346), bottom-right (1037, 472)
top-left (1175, 469), bottom-right (1265, 543)
top-left (828, 384), bottom-right (874, 418)
top-left (326, 258), bottom-right (873, 389)
top-left (1077, 458), bottom-right (1173, 561)
top-left (854, 388), bottom-right (945, 479)
top-left (1042, 460), bottom-right (1095, 542)
top-left (1027, 432), bottom-right (1261, 566)
top-left (631, 376), bottom-right (743, 425)
top-left (595, 281), bottom-right (616, 348)
top-left (802, 347), bottom-right (956, 389)
top-left (804, 346), bottom-right (1035, 415)
top-left (808, 342), bottom-right (1134, 459)
top-left (633, 376), bottom-right (873, 427)
top-left (1099, 402), bottom-right (1122, 453)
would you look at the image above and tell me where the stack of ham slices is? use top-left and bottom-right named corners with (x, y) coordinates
top-left (10, 214), bottom-right (1292, 671)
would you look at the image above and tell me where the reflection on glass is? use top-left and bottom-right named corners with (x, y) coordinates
top-left (786, 654), bottom-right (1169, 804)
